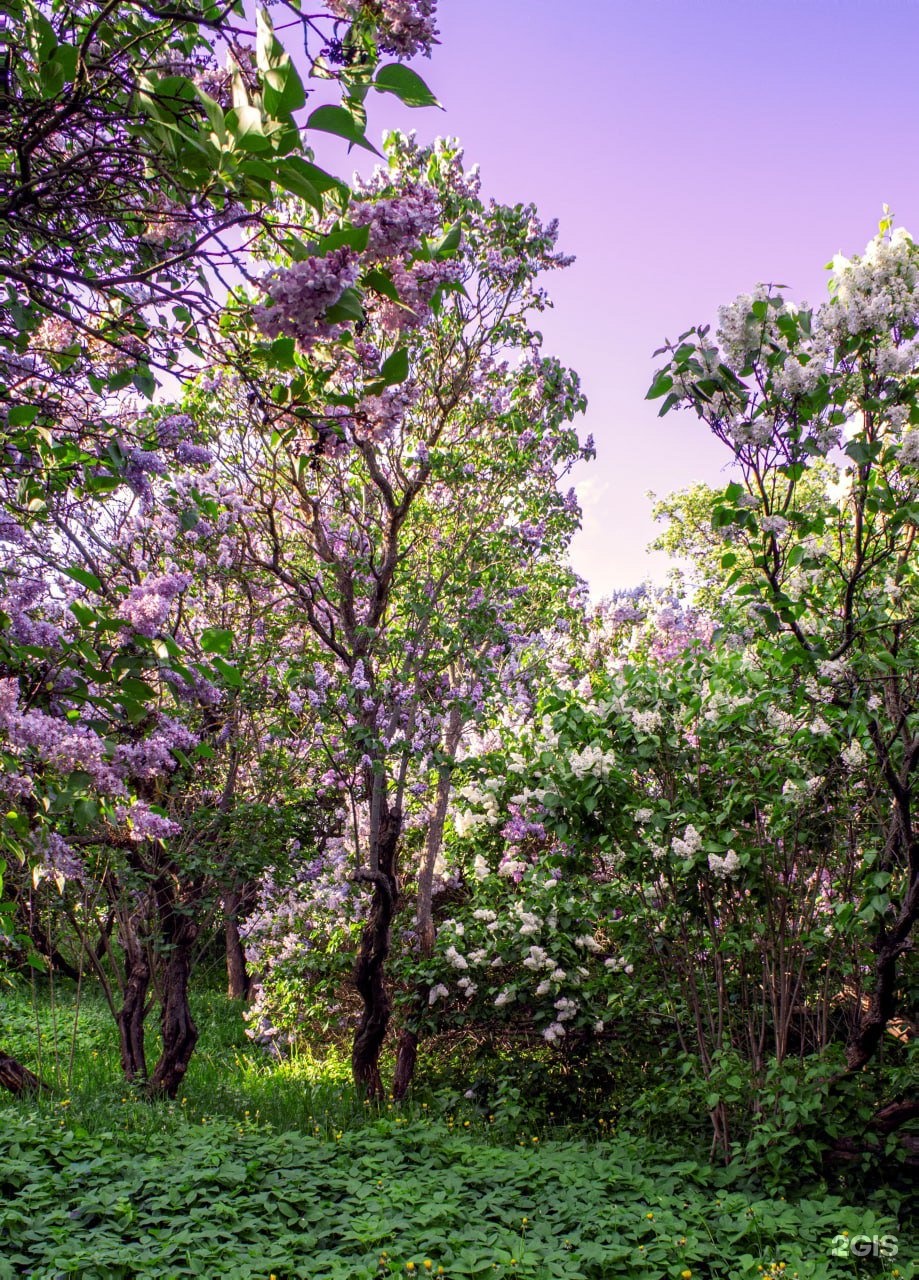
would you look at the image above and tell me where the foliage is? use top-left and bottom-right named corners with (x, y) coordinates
top-left (0, 1102), bottom-right (910, 1279)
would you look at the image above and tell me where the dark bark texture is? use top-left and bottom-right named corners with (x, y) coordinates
top-left (0, 1050), bottom-right (47, 1096)
top-left (224, 881), bottom-right (257, 1001)
top-left (145, 880), bottom-right (200, 1099)
top-left (352, 804), bottom-right (401, 1098)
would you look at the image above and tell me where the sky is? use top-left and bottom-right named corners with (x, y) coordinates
top-left (331, 0), bottom-right (919, 596)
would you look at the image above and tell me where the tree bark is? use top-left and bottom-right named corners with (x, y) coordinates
top-left (0, 1050), bottom-right (47, 1096)
top-left (224, 881), bottom-right (256, 1001)
top-left (845, 838), bottom-right (919, 1071)
top-left (116, 922), bottom-right (150, 1083)
top-left (145, 882), bottom-right (200, 1099)
top-left (392, 1028), bottom-right (418, 1101)
top-left (392, 708), bottom-right (462, 1101)
top-left (352, 802), bottom-right (401, 1098)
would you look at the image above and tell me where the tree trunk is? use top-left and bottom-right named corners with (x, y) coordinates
top-left (392, 1028), bottom-right (418, 1102)
top-left (352, 803), bottom-right (401, 1098)
top-left (116, 926), bottom-right (150, 1083)
top-left (146, 885), bottom-right (200, 1099)
top-left (845, 839), bottom-right (919, 1072)
top-left (392, 709), bottom-right (461, 1101)
top-left (224, 881), bottom-right (255, 1001)
top-left (0, 1050), bottom-right (47, 1096)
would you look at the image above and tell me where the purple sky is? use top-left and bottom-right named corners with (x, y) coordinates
top-left (338, 0), bottom-right (919, 595)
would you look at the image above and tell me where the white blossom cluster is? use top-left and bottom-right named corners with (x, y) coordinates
top-left (568, 742), bottom-right (616, 780)
top-left (707, 849), bottom-right (741, 879)
top-left (671, 823), bottom-right (702, 859)
top-left (452, 779), bottom-right (501, 837)
top-left (822, 227), bottom-right (919, 341)
top-left (631, 708), bottom-right (662, 734)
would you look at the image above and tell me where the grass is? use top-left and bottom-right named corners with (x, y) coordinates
top-left (0, 976), bottom-right (915, 1280)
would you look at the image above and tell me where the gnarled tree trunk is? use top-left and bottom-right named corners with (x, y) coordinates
top-left (352, 801), bottom-right (401, 1099)
top-left (0, 1050), bottom-right (47, 1096)
top-left (845, 841), bottom-right (919, 1071)
top-left (116, 935), bottom-right (150, 1084)
top-left (392, 707), bottom-right (462, 1102)
top-left (224, 880), bottom-right (256, 1001)
top-left (146, 880), bottom-right (200, 1099)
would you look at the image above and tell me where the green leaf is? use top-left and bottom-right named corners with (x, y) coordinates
top-left (62, 565), bottom-right (103, 594)
top-left (363, 267), bottom-right (401, 303)
top-left (200, 627), bottom-right (234, 656)
top-left (227, 105), bottom-right (270, 152)
top-left (373, 63), bottom-right (442, 109)
top-left (263, 62), bottom-right (306, 118)
top-left (433, 222), bottom-right (462, 258)
top-left (7, 404), bottom-right (39, 427)
top-left (209, 656), bottom-right (243, 688)
top-left (378, 347), bottom-right (409, 386)
top-left (306, 106), bottom-right (381, 155)
top-left (646, 371), bottom-right (674, 400)
top-left (275, 157), bottom-right (323, 211)
top-left (131, 367), bottom-right (156, 399)
top-left (324, 287), bottom-right (365, 324)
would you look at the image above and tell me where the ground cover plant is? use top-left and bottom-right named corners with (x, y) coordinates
top-left (0, 981), bottom-right (913, 1280)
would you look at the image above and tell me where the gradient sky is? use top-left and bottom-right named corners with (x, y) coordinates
top-left (334, 0), bottom-right (919, 596)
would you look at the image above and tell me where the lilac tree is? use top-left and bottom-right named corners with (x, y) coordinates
top-left (0, 0), bottom-right (442, 1092)
top-left (649, 223), bottom-right (919, 1076)
top-left (204, 134), bottom-right (591, 1095)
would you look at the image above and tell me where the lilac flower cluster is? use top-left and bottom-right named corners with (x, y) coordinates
top-left (35, 832), bottom-right (85, 885)
top-left (0, 677), bottom-right (125, 794)
top-left (254, 248), bottom-right (359, 350)
top-left (119, 572), bottom-right (192, 638)
top-left (115, 802), bottom-right (181, 842)
top-left (351, 184), bottom-right (441, 261)
top-left (175, 441), bottom-right (213, 467)
top-left (326, 0), bottom-right (438, 58)
top-left (1, 579), bottom-right (62, 649)
top-left (113, 716), bottom-right (199, 781)
top-left (378, 258), bottom-right (458, 333)
top-left (155, 413), bottom-right (194, 448)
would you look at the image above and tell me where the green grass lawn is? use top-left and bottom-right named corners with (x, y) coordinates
top-left (0, 978), bottom-right (914, 1280)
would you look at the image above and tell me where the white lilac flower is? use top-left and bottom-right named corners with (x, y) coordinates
top-left (498, 859), bottom-right (527, 878)
top-left (707, 849), bottom-right (741, 879)
top-left (428, 983), bottom-right (449, 1006)
top-left (554, 996), bottom-right (578, 1021)
top-left (523, 945), bottom-right (549, 970)
top-left (445, 945), bottom-right (468, 970)
top-left (568, 743), bottom-right (616, 779)
top-left (632, 709), bottom-right (662, 734)
top-left (671, 823), bottom-right (702, 858)
top-left (760, 514), bottom-right (790, 536)
top-left (900, 430), bottom-right (919, 465)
